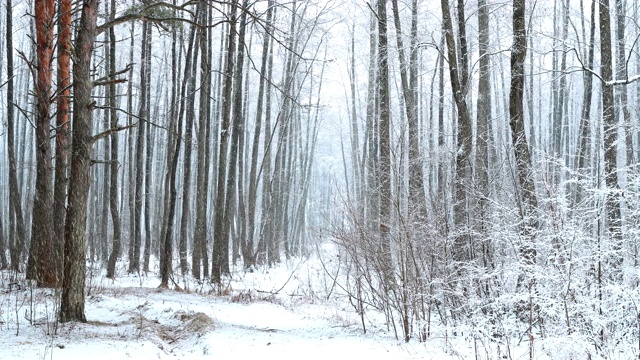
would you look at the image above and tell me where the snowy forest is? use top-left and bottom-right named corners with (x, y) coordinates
top-left (1, 0), bottom-right (640, 359)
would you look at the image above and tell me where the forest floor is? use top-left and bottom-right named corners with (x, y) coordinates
top-left (1, 244), bottom-right (548, 360)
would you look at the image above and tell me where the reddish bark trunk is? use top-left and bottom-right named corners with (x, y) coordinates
top-left (29, 0), bottom-right (57, 287)
top-left (54, 0), bottom-right (73, 281)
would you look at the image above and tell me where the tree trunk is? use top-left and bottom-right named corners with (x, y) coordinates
top-left (510, 0), bottom-right (538, 265)
top-left (213, 0), bottom-right (238, 282)
top-left (576, 0), bottom-right (596, 202)
top-left (441, 0), bottom-right (473, 263)
top-left (159, 108), bottom-right (182, 289)
top-left (28, 0), bottom-right (57, 287)
top-left (129, 20), bottom-right (150, 274)
top-left (142, 25), bottom-right (154, 272)
top-left (53, 0), bottom-right (72, 278)
top-left (6, 0), bottom-right (27, 272)
top-left (615, 0), bottom-right (634, 165)
top-left (106, 0), bottom-right (121, 279)
top-left (256, 8), bottom-right (276, 265)
top-left (600, 0), bottom-right (623, 272)
top-left (193, 2), bottom-right (211, 279)
top-left (60, 0), bottom-right (100, 323)
top-left (391, 0), bottom-right (426, 218)
top-left (233, 0), bottom-right (250, 266)
top-left (477, 0), bottom-right (493, 269)
top-left (364, 11), bottom-right (379, 234)
top-left (179, 7), bottom-right (201, 276)
top-left (0, 213), bottom-right (7, 269)
top-left (377, 0), bottom-right (393, 276)
top-left (246, 0), bottom-right (274, 269)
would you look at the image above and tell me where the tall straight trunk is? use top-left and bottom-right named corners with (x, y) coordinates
top-left (193, 2), bottom-right (211, 279)
top-left (437, 34), bottom-right (445, 195)
top-left (552, 0), bottom-right (570, 169)
top-left (510, 0), bottom-right (538, 265)
top-left (159, 7), bottom-right (180, 273)
top-left (160, 5), bottom-right (191, 288)
top-left (202, 4), bottom-right (214, 278)
top-left (60, 0), bottom-right (99, 323)
top-left (213, 0), bottom-right (239, 282)
top-left (0, 217), bottom-right (6, 269)
top-left (348, 24), bottom-right (361, 207)
top-left (126, 23), bottom-right (135, 266)
top-left (441, 0), bottom-right (473, 262)
top-left (28, 0), bottom-right (57, 287)
top-left (160, 96), bottom-right (183, 289)
top-left (364, 12), bottom-right (379, 232)
top-left (256, 13), bottom-right (276, 265)
top-left (179, 7), bottom-right (202, 276)
top-left (377, 0), bottom-right (393, 273)
top-left (163, 13), bottom-right (199, 280)
top-left (100, 62), bottom-right (110, 263)
top-left (576, 0), bottom-right (596, 199)
top-left (233, 0), bottom-right (250, 266)
top-left (142, 25), bottom-right (153, 272)
top-left (391, 0), bottom-right (426, 218)
top-left (615, 0), bottom-right (634, 165)
top-left (246, 0), bottom-right (274, 268)
top-left (455, 0), bottom-right (469, 92)
top-left (362, 14), bottom-right (380, 233)
top-left (6, 0), bottom-right (26, 272)
top-left (268, 1), bottom-right (298, 265)
top-left (477, 0), bottom-right (492, 265)
top-left (106, 0), bottom-right (121, 279)
top-left (129, 21), bottom-right (150, 273)
top-left (53, 0), bottom-right (72, 276)
top-left (600, 0), bottom-right (623, 272)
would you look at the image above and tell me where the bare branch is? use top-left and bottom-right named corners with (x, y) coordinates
top-left (93, 105), bottom-right (172, 132)
top-left (566, 47), bottom-right (640, 86)
top-left (91, 124), bottom-right (136, 144)
top-left (93, 63), bottom-right (134, 84)
top-left (90, 159), bottom-right (119, 166)
top-left (11, 101), bottom-right (36, 130)
top-left (0, 75), bottom-right (16, 89)
top-left (93, 78), bottom-right (128, 87)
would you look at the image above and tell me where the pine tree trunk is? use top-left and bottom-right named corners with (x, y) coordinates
top-left (213, 0), bottom-right (239, 282)
top-left (28, 0), bottom-right (57, 287)
top-left (129, 21), bottom-right (149, 273)
top-left (60, 0), bottom-right (100, 323)
top-left (0, 212), bottom-right (7, 269)
top-left (160, 12), bottom-right (200, 286)
top-left (193, 2), bottom-right (211, 279)
top-left (53, 0), bottom-right (72, 278)
top-left (233, 0), bottom-right (250, 266)
top-left (5, 0), bottom-right (27, 272)
top-left (256, 12), bottom-right (276, 265)
top-left (246, 0), bottom-right (274, 268)
top-left (106, 0), bottom-right (121, 279)
top-left (179, 7), bottom-right (202, 276)
top-left (142, 25), bottom-right (154, 272)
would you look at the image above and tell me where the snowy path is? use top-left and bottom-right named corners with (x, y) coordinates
top-left (1, 284), bottom-right (441, 360)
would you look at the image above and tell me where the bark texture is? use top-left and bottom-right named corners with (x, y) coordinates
top-left (60, 0), bottom-right (100, 323)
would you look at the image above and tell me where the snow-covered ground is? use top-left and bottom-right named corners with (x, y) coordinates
top-left (0, 246), bottom-right (561, 360)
